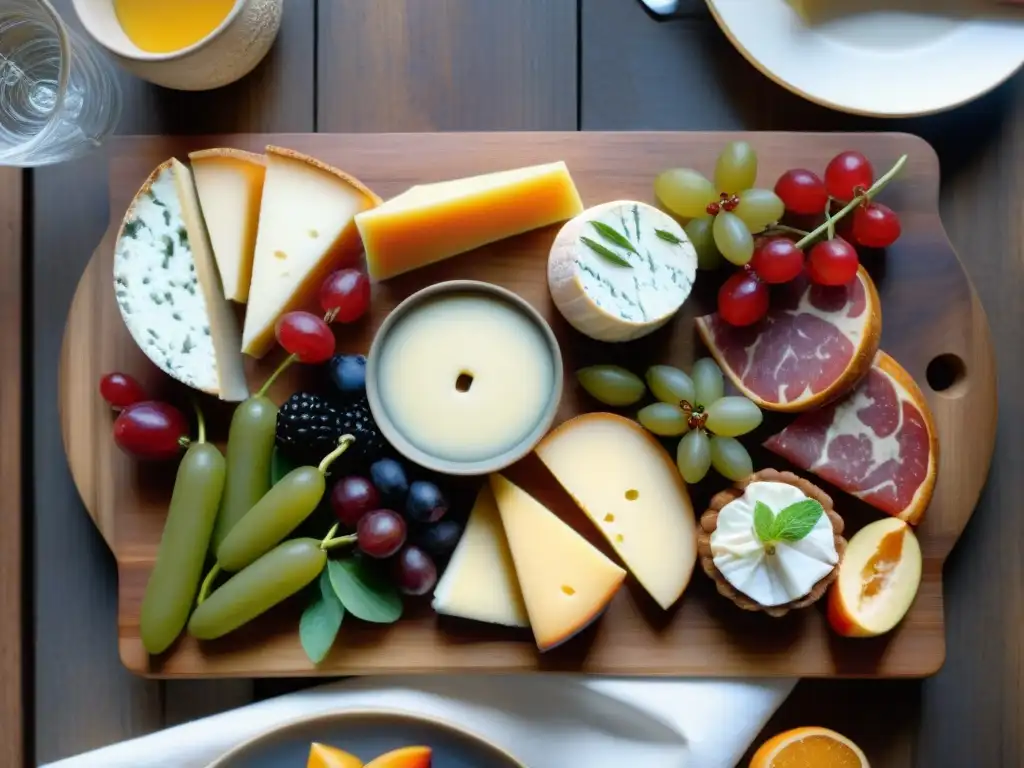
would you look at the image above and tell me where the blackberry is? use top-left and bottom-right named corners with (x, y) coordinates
top-left (276, 392), bottom-right (387, 468)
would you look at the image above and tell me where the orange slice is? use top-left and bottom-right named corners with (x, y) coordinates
top-left (750, 727), bottom-right (869, 768)
top-left (308, 742), bottom-right (364, 768)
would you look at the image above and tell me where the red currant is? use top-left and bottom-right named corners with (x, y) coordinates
top-left (113, 401), bottom-right (187, 461)
top-left (718, 271), bottom-right (769, 326)
top-left (275, 311), bottom-right (336, 363)
top-left (852, 202), bottom-right (901, 248)
top-left (824, 151), bottom-right (874, 202)
top-left (319, 269), bottom-right (371, 323)
top-left (807, 238), bottom-right (860, 286)
top-left (774, 169), bottom-right (828, 215)
top-left (751, 238), bottom-right (805, 284)
top-left (99, 372), bottom-right (147, 410)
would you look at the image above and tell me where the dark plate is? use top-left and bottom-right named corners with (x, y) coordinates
top-left (207, 708), bottom-right (527, 767)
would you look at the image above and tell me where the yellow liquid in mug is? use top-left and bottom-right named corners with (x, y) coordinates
top-left (113, 0), bottom-right (236, 54)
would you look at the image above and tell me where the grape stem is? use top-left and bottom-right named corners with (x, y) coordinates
top-left (257, 353), bottom-right (299, 398)
top-left (196, 563), bottom-right (221, 605)
top-left (321, 534), bottom-right (358, 551)
top-left (794, 153), bottom-right (908, 250)
top-left (318, 435), bottom-right (355, 474)
top-left (762, 224), bottom-right (810, 238)
top-left (191, 400), bottom-right (206, 444)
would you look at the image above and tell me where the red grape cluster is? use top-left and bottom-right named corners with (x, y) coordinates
top-left (717, 150), bottom-right (904, 327)
top-left (99, 373), bottom-right (189, 460)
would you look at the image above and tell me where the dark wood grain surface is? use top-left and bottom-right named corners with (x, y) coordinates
top-left (27, 0), bottom-right (1023, 765)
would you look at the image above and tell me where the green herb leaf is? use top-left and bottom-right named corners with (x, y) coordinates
top-left (580, 236), bottom-right (632, 268)
top-left (590, 220), bottom-right (637, 254)
top-left (299, 569), bottom-right (344, 664)
top-left (270, 447), bottom-right (299, 485)
top-left (655, 228), bottom-right (684, 245)
top-left (753, 501), bottom-right (775, 544)
top-left (328, 557), bottom-right (402, 623)
top-left (770, 499), bottom-right (825, 542)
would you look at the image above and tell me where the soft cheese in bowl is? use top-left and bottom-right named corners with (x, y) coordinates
top-left (366, 281), bottom-right (563, 476)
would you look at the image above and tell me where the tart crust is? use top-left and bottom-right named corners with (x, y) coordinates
top-left (698, 469), bottom-right (847, 617)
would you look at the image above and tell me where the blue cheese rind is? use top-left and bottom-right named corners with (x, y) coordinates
top-left (114, 159), bottom-right (248, 401)
top-left (548, 200), bottom-right (697, 342)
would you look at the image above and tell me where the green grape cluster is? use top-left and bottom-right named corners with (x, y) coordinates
top-left (653, 141), bottom-right (785, 269)
top-left (575, 359), bottom-right (762, 484)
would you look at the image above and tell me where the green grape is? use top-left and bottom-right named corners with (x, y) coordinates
top-left (654, 168), bottom-right (718, 219)
top-left (684, 217), bottom-right (723, 270)
top-left (577, 365), bottom-right (646, 407)
top-left (712, 212), bottom-right (754, 266)
top-left (692, 357), bottom-right (725, 407)
top-left (733, 188), bottom-right (785, 233)
top-left (638, 403), bottom-right (689, 437)
top-left (705, 396), bottom-right (763, 437)
top-left (709, 436), bottom-right (753, 481)
top-left (645, 365), bottom-right (696, 406)
top-left (714, 141), bottom-right (758, 194)
top-left (676, 429), bottom-right (711, 484)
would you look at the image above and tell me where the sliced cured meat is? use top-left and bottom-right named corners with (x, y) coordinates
top-left (763, 351), bottom-right (938, 525)
top-left (696, 267), bottom-right (881, 412)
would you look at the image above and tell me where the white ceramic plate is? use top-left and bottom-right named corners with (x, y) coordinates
top-left (706, 0), bottom-right (1024, 116)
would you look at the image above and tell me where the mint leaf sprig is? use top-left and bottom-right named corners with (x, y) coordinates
top-left (754, 498), bottom-right (825, 555)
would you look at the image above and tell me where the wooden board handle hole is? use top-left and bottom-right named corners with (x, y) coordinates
top-left (927, 353), bottom-right (967, 398)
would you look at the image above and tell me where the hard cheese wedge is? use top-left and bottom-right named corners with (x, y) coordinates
top-left (535, 413), bottom-right (697, 609)
top-left (114, 158), bottom-right (248, 401)
top-left (242, 146), bottom-right (381, 358)
top-left (489, 474), bottom-right (625, 651)
top-left (431, 483), bottom-right (529, 628)
top-left (189, 148), bottom-right (266, 303)
top-left (356, 161), bottom-right (584, 281)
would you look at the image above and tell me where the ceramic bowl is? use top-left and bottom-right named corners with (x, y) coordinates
top-left (71, 0), bottom-right (283, 91)
top-left (366, 280), bottom-right (563, 476)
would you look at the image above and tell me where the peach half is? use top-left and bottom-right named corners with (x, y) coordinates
top-left (308, 742), bottom-right (363, 768)
top-left (828, 517), bottom-right (922, 637)
top-left (365, 746), bottom-right (432, 768)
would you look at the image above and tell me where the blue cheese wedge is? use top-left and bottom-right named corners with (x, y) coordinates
top-left (114, 159), bottom-right (248, 401)
top-left (547, 200), bottom-right (697, 342)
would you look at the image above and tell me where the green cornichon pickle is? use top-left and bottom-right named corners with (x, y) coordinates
top-left (188, 538), bottom-right (327, 640)
top-left (140, 407), bottom-right (225, 655)
top-left (211, 395), bottom-right (278, 550)
top-left (214, 435), bottom-right (353, 574)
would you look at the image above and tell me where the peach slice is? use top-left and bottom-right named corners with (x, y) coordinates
top-left (827, 517), bottom-right (921, 637)
top-left (365, 746), bottom-right (432, 768)
top-left (308, 742), bottom-right (363, 768)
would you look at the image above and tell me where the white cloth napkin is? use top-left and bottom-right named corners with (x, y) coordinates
top-left (42, 675), bottom-right (794, 768)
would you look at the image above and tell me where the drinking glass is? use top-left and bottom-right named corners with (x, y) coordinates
top-left (0, 0), bottom-right (121, 167)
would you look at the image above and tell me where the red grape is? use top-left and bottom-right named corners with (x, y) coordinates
top-left (750, 238), bottom-right (804, 284)
top-left (331, 475), bottom-right (380, 528)
top-left (113, 401), bottom-right (187, 460)
top-left (774, 169), bottom-right (828, 215)
top-left (320, 269), bottom-right (371, 323)
top-left (718, 271), bottom-right (769, 326)
top-left (852, 202), bottom-right (901, 248)
top-left (824, 151), bottom-right (874, 202)
top-left (99, 372), bottom-right (147, 410)
top-left (275, 311), bottom-right (335, 363)
top-left (393, 545), bottom-right (438, 596)
top-left (807, 238), bottom-right (860, 286)
top-left (357, 509), bottom-right (407, 558)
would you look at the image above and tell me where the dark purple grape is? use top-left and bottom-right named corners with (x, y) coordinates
top-left (331, 476), bottom-right (380, 528)
top-left (413, 519), bottom-right (463, 559)
top-left (393, 545), bottom-right (438, 596)
top-left (370, 458), bottom-right (409, 505)
top-left (356, 509), bottom-right (406, 558)
top-left (405, 480), bottom-right (448, 523)
top-left (327, 354), bottom-right (367, 401)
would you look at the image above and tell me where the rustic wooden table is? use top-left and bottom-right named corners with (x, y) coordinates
top-left (9, 1), bottom-right (1021, 766)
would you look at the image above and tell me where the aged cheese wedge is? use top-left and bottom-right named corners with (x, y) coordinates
top-left (548, 200), bottom-right (697, 342)
top-left (535, 413), bottom-right (697, 609)
top-left (113, 158), bottom-right (248, 401)
top-left (243, 146), bottom-right (380, 358)
top-left (356, 161), bottom-right (584, 281)
top-left (431, 483), bottom-right (529, 628)
top-left (189, 148), bottom-right (266, 303)
top-left (489, 474), bottom-right (625, 651)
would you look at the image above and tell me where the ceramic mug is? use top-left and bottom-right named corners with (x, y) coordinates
top-left (71, 0), bottom-right (283, 91)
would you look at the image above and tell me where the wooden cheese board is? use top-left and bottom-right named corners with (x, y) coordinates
top-left (60, 132), bottom-right (996, 678)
